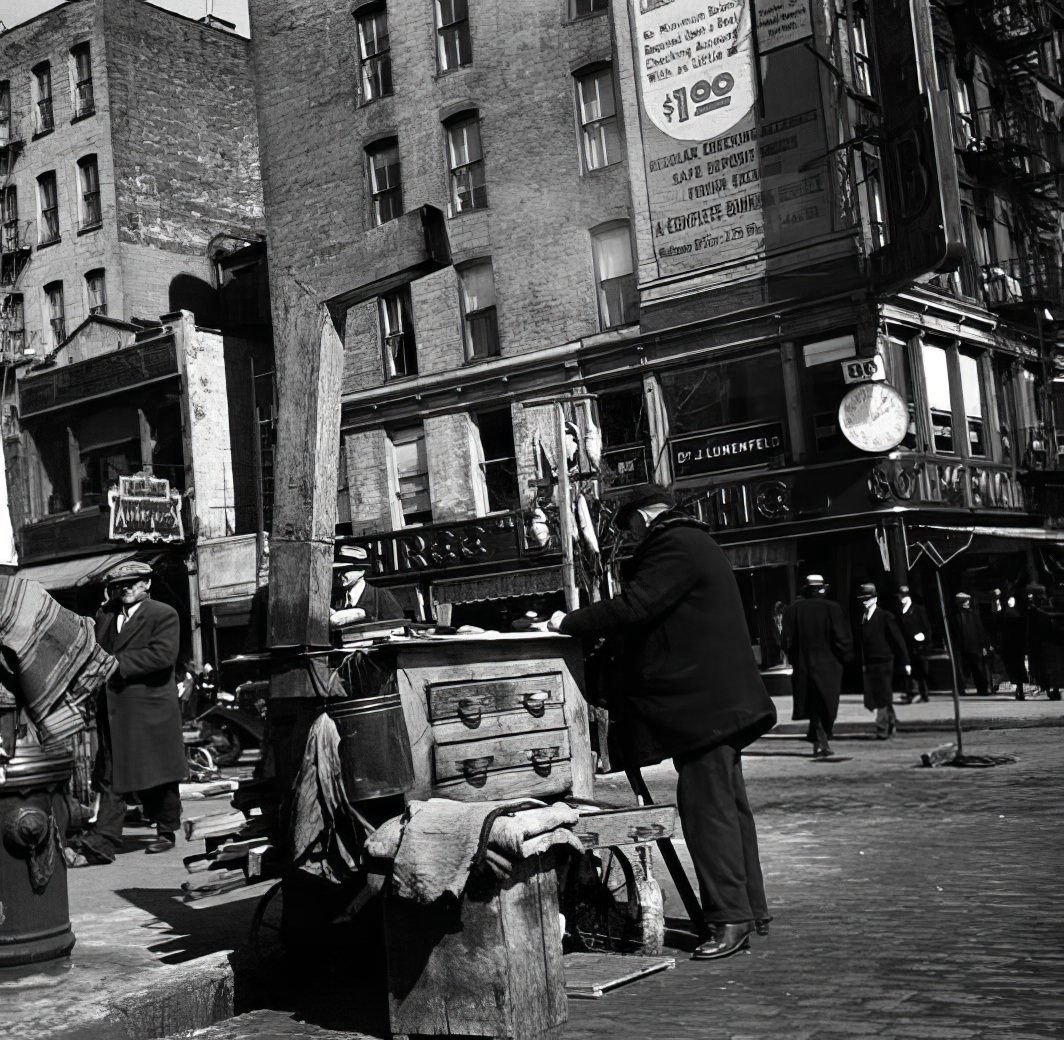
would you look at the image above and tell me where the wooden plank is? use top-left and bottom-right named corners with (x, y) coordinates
top-left (563, 953), bottom-right (675, 999)
top-left (432, 705), bottom-right (567, 747)
top-left (179, 878), bottom-right (278, 911)
top-left (182, 810), bottom-right (248, 842)
top-left (572, 805), bottom-right (678, 849)
top-left (433, 728), bottom-right (571, 783)
top-left (427, 673), bottom-right (563, 723)
top-left (247, 844), bottom-right (275, 878)
top-left (181, 868), bottom-right (247, 899)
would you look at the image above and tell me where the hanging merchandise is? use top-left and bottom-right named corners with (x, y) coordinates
top-left (576, 493), bottom-right (599, 556)
top-left (528, 506), bottom-right (551, 549)
top-left (581, 399), bottom-right (602, 471)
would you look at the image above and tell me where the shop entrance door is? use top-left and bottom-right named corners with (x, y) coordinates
top-left (734, 565), bottom-right (794, 670)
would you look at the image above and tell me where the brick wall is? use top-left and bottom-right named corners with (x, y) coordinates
top-left (424, 411), bottom-right (481, 522)
top-left (342, 428), bottom-right (393, 533)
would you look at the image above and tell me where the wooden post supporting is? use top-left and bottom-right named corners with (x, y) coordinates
top-left (555, 403), bottom-right (578, 612)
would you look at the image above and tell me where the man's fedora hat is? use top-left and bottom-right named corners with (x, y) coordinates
top-left (1027, 583), bottom-right (1046, 595)
top-left (898, 584), bottom-right (911, 595)
top-left (803, 574), bottom-right (827, 588)
top-left (613, 483), bottom-right (676, 528)
top-left (855, 583), bottom-right (878, 600)
top-left (954, 591), bottom-right (971, 602)
top-left (104, 559), bottom-right (154, 585)
top-left (333, 544), bottom-right (370, 570)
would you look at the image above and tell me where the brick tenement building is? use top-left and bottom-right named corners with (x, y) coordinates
top-left (252, 0), bottom-right (1064, 673)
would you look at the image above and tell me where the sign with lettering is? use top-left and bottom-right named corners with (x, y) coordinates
top-left (669, 421), bottom-right (786, 478)
top-left (755, 0), bottom-right (813, 53)
top-left (108, 472), bottom-right (184, 543)
top-left (841, 353), bottom-right (886, 384)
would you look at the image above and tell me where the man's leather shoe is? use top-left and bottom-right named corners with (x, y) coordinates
top-left (692, 922), bottom-right (752, 960)
top-left (145, 833), bottom-right (176, 854)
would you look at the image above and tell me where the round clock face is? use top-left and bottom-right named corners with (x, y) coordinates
top-left (838, 383), bottom-right (909, 453)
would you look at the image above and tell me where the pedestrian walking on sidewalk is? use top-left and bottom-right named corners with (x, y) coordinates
top-left (1000, 594), bottom-right (1029, 699)
top-left (781, 575), bottom-right (852, 758)
top-left (952, 592), bottom-right (991, 696)
top-left (66, 561), bottom-right (185, 867)
top-left (549, 483), bottom-right (777, 961)
top-left (855, 584), bottom-right (909, 739)
top-left (896, 586), bottom-right (931, 703)
top-left (1026, 584), bottom-right (1063, 700)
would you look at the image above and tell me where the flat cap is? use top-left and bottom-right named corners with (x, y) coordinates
top-left (613, 483), bottom-right (676, 528)
top-left (855, 583), bottom-right (878, 600)
top-left (104, 559), bottom-right (154, 584)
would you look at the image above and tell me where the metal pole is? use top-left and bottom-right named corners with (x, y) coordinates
top-left (556, 402), bottom-right (578, 611)
top-left (933, 569), bottom-right (964, 758)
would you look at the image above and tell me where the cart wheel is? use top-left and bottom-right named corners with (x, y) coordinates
top-left (186, 745), bottom-right (219, 781)
top-left (248, 879), bottom-right (284, 960)
top-left (565, 847), bottom-right (640, 953)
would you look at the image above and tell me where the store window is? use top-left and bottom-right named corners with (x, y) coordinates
top-left (379, 286), bottom-right (417, 378)
top-left (78, 154), bottom-right (101, 229)
top-left (921, 342), bottom-right (955, 454)
top-left (575, 66), bottom-right (621, 171)
top-left (355, 5), bottom-right (392, 101)
top-left (37, 172), bottom-right (60, 245)
top-left (75, 408), bottom-right (141, 508)
top-left (596, 384), bottom-right (651, 490)
top-left (85, 268), bottom-right (107, 315)
top-left (958, 352), bottom-right (987, 457)
top-left (591, 222), bottom-right (637, 330)
top-left (390, 426), bottom-right (432, 526)
top-left (446, 112), bottom-right (486, 213)
top-left (70, 43), bottom-right (94, 119)
top-left (366, 137), bottom-right (402, 225)
top-left (473, 408), bottom-right (518, 512)
top-left (458, 259), bottom-right (499, 359)
top-left (43, 280), bottom-right (65, 348)
top-left (435, 0), bottom-right (472, 72)
top-left (660, 350), bottom-right (788, 436)
top-left (32, 62), bottom-right (53, 134)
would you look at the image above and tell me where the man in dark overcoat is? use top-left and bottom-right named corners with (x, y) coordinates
top-left (951, 592), bottom-right (991, 696)
top-left (68, 560), bottom-right (186, 865)
top-left (855, 583), bottom-right (909, 739)
top-left (1000, 593), bottom-right (1028, 699)
top-left (1026, 584), bottom-right (1063, 700)
top-left (549, 484), bottom-right (777, 961)
top-left (781, 574), bottom-right (852, 758)
top-left (897, 585), bottom-right (932, 703)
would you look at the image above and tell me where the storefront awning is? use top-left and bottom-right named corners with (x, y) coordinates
top-left (432, 567), bottom-right (563, 605)
top-left (15, 550), bottom-right (142, 591)
top-left (913, 524), bottom-right (1064, 544)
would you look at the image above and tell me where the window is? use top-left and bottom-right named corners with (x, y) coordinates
top-left (591, 223), bottom-right (637, 329)
top-left (75, 409), bottom-right (141, 507)
top-left (884, 336), bottom-right (918, 451)
top-left (992, 355), bottom-right (1014, 463)
top-left (435, 0), bottom-right (472, 72)
top-left (954, 76), bottom-right (976, 146)
top-left (865, 160), bottom-right (887, 249)
top-left (380, 286), bottom-right (416, 378)
top-left (0, 293), bottom-right (24, 356)
top-left (33, 62), bottom-right (54, 134)
top-left (71, 43), bottom-right (94, 119)
top-left (0, 81), bottom-right (10, 145)
top-left (356, 6), bottom-right (392, 101)
top-left (572, 0), bottom-right (608, 16)
top-left (78, 155), bottom-right (101, 228)
top-left (921, 342), bottom-right (955, 453)
top-left (37, 172), bottom-right (59, 245)
top-left (85, 268), bottom-right (107, 316)
top-left (1, 186), bottom-right (17, 252)
top-left (458, 260), bottom-right (499, 359)
top-left (473, 409), bottom-right (518, 512)
top-left (849, 7), bottom-right (874, 96)
top-left (446, 113), bottom-right (486, 213)
top-left (576, 66), bottom-right (621, 171)
top-left (391, 426), bottom-right (432, 525)
top-left (43, 280), bottom-right (66, 348)
top-left (803, 340), bottom-right (861, 457)
top-left (31, 424), bottom-right (73, 516)
top-left (596, 385), bottom-right (652, 490)
top-left (958, 353), bottom-right (986, 456)
top-left (367, 138), bottom-right (402, 225)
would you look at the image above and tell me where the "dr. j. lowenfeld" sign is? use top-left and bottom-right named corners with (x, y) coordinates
top-left (669, 421), bottom-right (786, 478)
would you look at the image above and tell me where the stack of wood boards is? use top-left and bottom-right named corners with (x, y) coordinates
top-left (180, 777), bottom-right (279, 903)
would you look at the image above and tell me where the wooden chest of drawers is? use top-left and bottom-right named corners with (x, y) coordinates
top-left (391, 634), bottom-right (594, 803)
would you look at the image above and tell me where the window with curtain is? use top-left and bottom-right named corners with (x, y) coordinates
top-left (78, 154), bottom-right (101, 228)
top-left (43, 280), bottom-right (65, 348)
top-left (473, 408), bottom-right (518, 512)
top-left (86, 268), bottom-right (107, 315)
top-left (356, 6), bottom-right (392, 101)
top-left (958, 353), bottom-right (986, 456)
top-left (591, 223), bottom-right (636, 329)
top-left (391, 426), bottom-right (432, 525)
top-left (37, 172), bottom-right (59, 245)
top-left (921, 342), bottom-right (955, 453)
top-left (447, 113), bottom-right (486, 212)
top-left (459, 260), bottom-right (499, 359)
top-left (576, 66), bottom-right (621, 171)
top-left (33, 62), bottom-right (53, 134)
top-left (71, 43), bottom-right (94, 118)
top-left (379, 286), bottom-right (417, 378)
top-left (436, 0), bottom-right (472, 72)
top-left (367, 138), bottom-right (402, 225)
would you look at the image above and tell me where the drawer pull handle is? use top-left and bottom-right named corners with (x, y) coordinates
top-left (523, 690), bottom-right (550, 716)
top-left (457, 699), bottom-right (482, 727)
top-left (461, 755), bottom-right (494, 784)
top-left (528, 746), bottom-right (560, 776)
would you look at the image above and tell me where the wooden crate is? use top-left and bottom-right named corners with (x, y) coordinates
top-left (386, 852), bottom-right (566, 1040)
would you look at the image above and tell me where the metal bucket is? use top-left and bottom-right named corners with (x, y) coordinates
top-left (326, 694), bottom-right (414, 802)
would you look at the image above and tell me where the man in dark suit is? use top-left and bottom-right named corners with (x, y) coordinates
top-left (781, 574), bottom-right (853, 758)
top-left (897, 585), bottom-right (932, 703)
top-left (549, 484), bottom-right (777, 961)
top-left (856, 583), bottom-right (910, 739)
top-left (330, 544), bottom-right (405, 626)
top-left (952, 592), bottom-right (991, 696)
top-left (67, 561), bottom-right (186, 866)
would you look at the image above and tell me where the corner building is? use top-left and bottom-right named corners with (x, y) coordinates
top-left (251, 0), bottom-right (1064, 678)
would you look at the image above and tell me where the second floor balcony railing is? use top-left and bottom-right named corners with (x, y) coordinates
top-left (978, 0), bottom-right (1049, 48)
top-left (982, 256), bottom-right (1064, 310)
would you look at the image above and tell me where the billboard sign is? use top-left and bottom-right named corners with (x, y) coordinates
top-left (109, 472), bottom-right (184, 544)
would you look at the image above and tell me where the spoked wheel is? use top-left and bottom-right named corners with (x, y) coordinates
top-left (248, 879), bottom-right (284, 961)
top-left (563, 847), bottom-right (641, 953)
top-left (186, 745), bottom-right (220, 781)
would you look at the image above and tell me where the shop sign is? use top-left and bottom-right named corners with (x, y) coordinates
top-left (867, 459), bottom-right (1028, 512)
top-left (669, 421), bottom-right (786, 478)
top-left (755, 0), bottom-right (813, 53)
top-left (841, 353), bottom-right (886, 385)
top-left (688, 476), bottom-right (793, 531)
top-left (108, 472), bottom-right (184, 543)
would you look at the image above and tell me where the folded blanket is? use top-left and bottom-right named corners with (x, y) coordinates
top-left (485, 802), bottom-right (580, 859)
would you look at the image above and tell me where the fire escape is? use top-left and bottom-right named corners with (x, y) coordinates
top-left (0, 121), bottom-right (31, 369)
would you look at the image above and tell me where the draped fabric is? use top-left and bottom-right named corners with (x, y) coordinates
top-left (0, 575), bottom-right (117, 746)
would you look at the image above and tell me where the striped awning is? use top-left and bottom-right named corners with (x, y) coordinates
top-left (432, 567), bottom-right (563, 605)
top-left (16, 550), bottom-right (142, 591)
